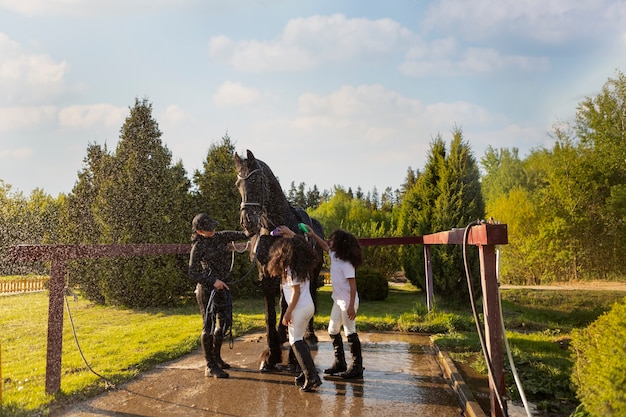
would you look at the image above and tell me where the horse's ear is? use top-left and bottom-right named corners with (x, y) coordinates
top-left (246, 149), bottom-right (255, 161)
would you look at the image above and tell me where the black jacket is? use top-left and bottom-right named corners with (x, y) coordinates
top-left (188, 231), bottom-right (247, 287)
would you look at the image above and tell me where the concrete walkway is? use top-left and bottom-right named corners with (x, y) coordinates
top-left (51, 332), bottom-right (472, 417)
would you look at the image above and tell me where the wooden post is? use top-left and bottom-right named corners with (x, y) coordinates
top-left (479, 243), bottom-right (507, 417)
top-left (45, 257), bottom-right (66, 394)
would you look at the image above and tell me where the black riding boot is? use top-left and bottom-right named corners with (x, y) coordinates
top-left (292, 340), bottom-right (321, 392)
top-left (202, 333), bottom-right (228, 378)
top-left (341, 333), bottom-right (363, 379)
top-left (288, 346), bottom-right (301, 373)
top-left (324, 333), bottom-right (347, 374)
top-left (213, 333), bottom-right (231, 370)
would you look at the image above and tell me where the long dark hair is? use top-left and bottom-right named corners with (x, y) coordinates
top-left (329, 228), bottom-right (363, 268)
top-left (267, 236), bottom-right (319, 282)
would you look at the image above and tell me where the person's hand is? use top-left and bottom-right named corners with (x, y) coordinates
top-left (347, 305), bottom-right (356, 321)
top-left (277, 225), bottom-right (296, 237)
top-left (214, 279), bottom-right (230, 290)
top-left (282, 311), bottom-right (293, 326)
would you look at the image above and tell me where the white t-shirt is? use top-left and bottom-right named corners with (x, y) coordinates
top-left (281, 267), bottom-right (314, 309)
top-left (329, 251), bottom-right (359, 309)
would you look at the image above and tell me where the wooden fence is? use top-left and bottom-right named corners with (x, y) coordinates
top-left (0, 276), bottom-right (49, 295)
top-left (8, 224), bottom-right (508, 417)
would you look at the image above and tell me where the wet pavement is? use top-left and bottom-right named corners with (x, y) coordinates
top-left (52, 332), bottom-right (468, 417)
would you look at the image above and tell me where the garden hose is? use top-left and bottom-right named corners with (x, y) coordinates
top-left (495, 250), bottom-right (533, 417)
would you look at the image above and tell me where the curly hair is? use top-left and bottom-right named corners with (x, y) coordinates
top-left (267, 236), bottom-right (319, 282)
top-left (329, 228), bottom-right (363, 268)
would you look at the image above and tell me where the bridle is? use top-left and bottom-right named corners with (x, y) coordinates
top-left (237, 166), bottom-right (273, 231)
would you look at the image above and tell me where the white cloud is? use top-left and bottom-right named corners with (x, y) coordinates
top-left (0, 105), bottom-right (57, 132)
top-left (423, 0), bottom-right (625, 44)
top-left (209, 13), bottom-right (414, 72)
top-left (213, 81), bottom-right (261, 107)
top-left (159, 104), bottom-right (193, 127)
top-left (253, 84), bottom-right (501, 155)
top-left (0, 0), bottom-right (218, 17)
top-left (0, 33), bottom-right (69, 103)
top-left (58, 104), bottom-right (127, 129)
top-left (401, 41), bottom-right (550, 76)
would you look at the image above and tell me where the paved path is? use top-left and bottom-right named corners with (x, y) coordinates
top-left (51, 332), bottom-right (468, 417)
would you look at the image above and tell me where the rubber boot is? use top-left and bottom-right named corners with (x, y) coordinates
top-left (292, 340), bottom-right (321, 392)
top-left (324, 333), bottom-right (347, 375)
top-left (341, 333), bottom-right (363, 379)
top-left (202, 333), bottom-right (229, 378)
top-left (213, 333), bottom-right (231, 369)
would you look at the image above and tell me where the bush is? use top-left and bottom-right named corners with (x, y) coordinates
top-left (570, 296), bottom-right (626, 417)
top-left (356, 267), bottom-right (388, 301)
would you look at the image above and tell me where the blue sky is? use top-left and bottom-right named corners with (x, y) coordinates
top-left (1, 0), bottom-right (625, 197)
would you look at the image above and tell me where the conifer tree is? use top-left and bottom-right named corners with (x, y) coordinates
top-left (398, 127), bottom-right (484, 301)
top-left (65, 98), bottom-right (193, 307)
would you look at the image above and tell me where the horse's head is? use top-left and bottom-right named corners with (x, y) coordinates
top-left (234, 149), bottom-right (266, 236)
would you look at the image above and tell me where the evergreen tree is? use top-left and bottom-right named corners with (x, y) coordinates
top-left (65, 98), bottom-right (193, 307)
top-left (306, 184), bottom-right (321, 209)
top-left (192, 134), bottom-right (241, 230)
top-left (398, 128), bottom-right (484, 301)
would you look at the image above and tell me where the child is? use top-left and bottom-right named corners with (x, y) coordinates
top-left (268, 226), bottom-right (322, 391)
top-left (302, 225), bottom-right (364, 379)
top-left (188, 213), bottom-right (247, 378)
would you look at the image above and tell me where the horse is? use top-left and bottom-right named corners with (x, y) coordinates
top-left (234, 149), bottom-right (325, 372)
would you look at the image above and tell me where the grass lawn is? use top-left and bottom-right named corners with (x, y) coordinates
top-left (1, 282), bottom-right (624, 416)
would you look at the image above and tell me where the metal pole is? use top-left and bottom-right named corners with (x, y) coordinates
top-left (424, 245), bottom-right (434, 312)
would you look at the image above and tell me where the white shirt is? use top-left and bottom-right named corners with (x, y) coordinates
top-left (329, 250), bottom-right (359, 309)
top-left (281, 267), bottom-right (314, 309)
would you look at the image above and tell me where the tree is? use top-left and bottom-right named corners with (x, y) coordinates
top-left (1, 182), bottom-right (62, 275)
top-left (480, 146), bottom-right (526, 205)
top-left (193, 134), bottom-right (241, 230)
top-left (65, 98), bottom-right (193, 307)
top-left (398, 127), bottom-right (484, 302)
top-left (307, 185), bottom-right (401, 279)
top-left (306, 184), bottom-right (321, 209)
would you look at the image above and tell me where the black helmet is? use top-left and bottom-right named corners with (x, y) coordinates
top-left (192, 213), bottom-right (218, 232)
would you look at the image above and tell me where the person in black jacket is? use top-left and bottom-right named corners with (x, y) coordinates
top-left (188, 213), bottom-right (247, 378)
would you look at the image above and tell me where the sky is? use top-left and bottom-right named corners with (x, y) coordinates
top-left (1, 0), bottom-right (626, 198)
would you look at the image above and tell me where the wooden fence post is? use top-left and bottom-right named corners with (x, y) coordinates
top-left (45, 257), bottom-right (66, 394)
top-left (479, 243), bottom-right (507, 417)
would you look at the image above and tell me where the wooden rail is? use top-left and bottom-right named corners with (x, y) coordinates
top-left (8, 223), bottom-right (507, 417)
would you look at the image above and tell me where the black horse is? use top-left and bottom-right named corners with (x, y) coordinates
top-left (234, 149), bottom-right (325, 372)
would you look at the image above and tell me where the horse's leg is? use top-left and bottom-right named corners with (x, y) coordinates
top-left (260, 274), bottom-right (283, 372)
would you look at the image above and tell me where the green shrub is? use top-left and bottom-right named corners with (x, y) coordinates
top-left (356, 267), bottom-right (388, 301)
top-left (571, 296), bottom-right (626, 417)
